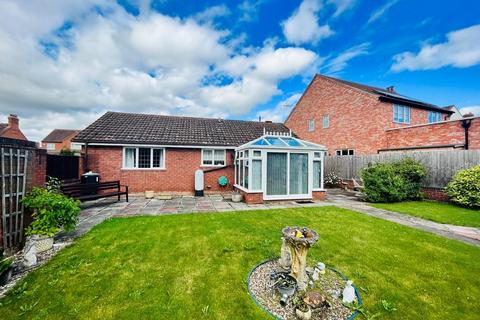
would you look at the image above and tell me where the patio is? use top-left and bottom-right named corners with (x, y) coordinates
top-left (57, 194), bottom-right (330, 241)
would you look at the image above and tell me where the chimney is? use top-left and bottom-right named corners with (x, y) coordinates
top-left (8, 114), bottom-right (19, 129)
top-left (386, 86), bottom-right (395, 92)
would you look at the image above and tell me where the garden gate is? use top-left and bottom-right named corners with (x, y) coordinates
top-left (46, 154), bottom-right (79, 181)
top-left (0, 143), bottom-right (30, 249)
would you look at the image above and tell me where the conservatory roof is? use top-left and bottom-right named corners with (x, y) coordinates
top-left (236, 135), bottom-right (327, 150)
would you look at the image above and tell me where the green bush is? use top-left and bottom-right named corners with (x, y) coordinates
top-left (446, 165), bottom-right (480, 208)
top-left (22, 187), bottom-right (81, 237)
top-left (361, 158), bottom-right (427, 203)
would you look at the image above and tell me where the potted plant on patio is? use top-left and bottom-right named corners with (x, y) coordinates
top-left (0, 249), bottom-right (14, 286)
top-left (22, 186), bottom-right (81, 253)
top-left (231, 191), bottom-right (243, 203)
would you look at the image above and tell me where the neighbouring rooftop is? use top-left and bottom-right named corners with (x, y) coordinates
top-left (42, 129), bottom-right (80, 143)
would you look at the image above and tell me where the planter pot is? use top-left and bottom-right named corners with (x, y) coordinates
top-left (145, 190), bottom-right (155, 199)
top-left (28, 235), bottom-right (54, 253)
top-left (232, 193), bottom-right (243, 203)
top-left (0, 267), bottom-right (13, 286)
top-left (295, 306), bottom-right (312, 320)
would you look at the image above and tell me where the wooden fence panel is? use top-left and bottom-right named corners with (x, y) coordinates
top-left (325, 150), bottom-right (480, 188)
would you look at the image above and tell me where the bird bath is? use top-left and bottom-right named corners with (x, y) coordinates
top-left (280, 226), bottom-right (319, 291)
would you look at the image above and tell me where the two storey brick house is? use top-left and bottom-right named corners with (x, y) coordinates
top-left (286, 74), bottom-right (479, 155)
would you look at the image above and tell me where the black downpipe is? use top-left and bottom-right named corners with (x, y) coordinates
top-left (461, 119), bottom-right (472, 150)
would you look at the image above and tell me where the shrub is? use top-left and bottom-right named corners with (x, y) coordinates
top-left (22, 187), bottom-right (81, 237)
top-left (445, 165), bottom-right (480, 208)
top-left (324, 172), bottom-right (342, 188)
top-left (361, 158), bottom-right (427, 203)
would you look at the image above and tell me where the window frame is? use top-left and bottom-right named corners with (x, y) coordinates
top-left (45, 143), bottom-right (55, 150)
top-left (201, 148), bottom-right (226, 167)
top-left (70, 143), bottom-right (82, 151)
top-left (322, 114), bottom-right (329, 128)
top-left (336, 149), bottom-right (355, 156)
top-left (308, 119), bottom-right (315, 132)
top-left (122, 147), bottom-right (166, 170)
top-left (428, 111), bottom-right (442, 123)
top-left (393, 104), bottom-right (411, 124)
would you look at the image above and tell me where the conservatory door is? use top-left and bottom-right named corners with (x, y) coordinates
top-left (266, 152), bottom-right (310, 199)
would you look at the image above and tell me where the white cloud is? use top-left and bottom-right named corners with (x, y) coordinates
top-left (0, 1), bottom-right (318, 142)
top-left (460, 106), bottom-right (480, 116)
top-left (327, 0), bottom-right (357, 17)
top-left (366, 0), bottom-right (399, 25)
top-left (256, 93), bottom-right (302, 123)
top-left (391, 24), bottom-right (480, 72)
top-left (282, 0), bottom-right (334, 45)
top-left (238, 0), bottom-right (266, 22)
top-left (323, 42), bottom-right (369, 73)
top-left (193, 5), bottom-right (230, 24)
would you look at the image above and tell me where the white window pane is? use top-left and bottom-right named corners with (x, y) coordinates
top-left (71, 143), bottom-right (82, 150)
top-left (214, 150), bottom-right (225, 165)
top-left (203, 149), bottom-right (213, 165)
top-left (308, 119), bottom-right (315, 132)
top-left (323, 115), bottom-right (329, 128)
top-left (289, 153), bottom-right (308, 194)
top-left (253, 150), bottom-right (261, 157)
top-left (266, 153), bottom-right (287, 195)
top-left (252, 159), bottom-right (262, 190)
top-left (125, 148), bottom-right (136, 168)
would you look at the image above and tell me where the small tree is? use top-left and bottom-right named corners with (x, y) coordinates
top-left (446, 165), bottom-right (480, 208)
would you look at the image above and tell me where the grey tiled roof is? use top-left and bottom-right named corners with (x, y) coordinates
top-left (42, 129), bottom-right (80, 143)
top-left (73, 112), bottom-right (291, 147)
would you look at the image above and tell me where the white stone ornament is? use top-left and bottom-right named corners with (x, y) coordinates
top-left (317, 262), bottom-right (326, 274)
top-left (23, 238), bottom-right (37, 267)
top-left (342, 280), bottom-right (356, 304)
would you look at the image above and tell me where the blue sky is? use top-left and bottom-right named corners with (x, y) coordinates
top-left (0, 0), bottom-right (479, 141)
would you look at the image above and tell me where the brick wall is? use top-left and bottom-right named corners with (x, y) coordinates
top-left (285, 75), bottom-right (452, 155)
top-left (34, 148), bottom-right (47, 187)
top-left (385, 117), bottom-right (479, 150)
top-left (234, 187), bottom-right (263, 204)
top-left (85, 146), bottom-right (235, 194)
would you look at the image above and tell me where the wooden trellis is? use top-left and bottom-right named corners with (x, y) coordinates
top-left (1, 147), bottom-right (28, 249)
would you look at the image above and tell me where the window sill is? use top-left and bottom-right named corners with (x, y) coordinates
top-left (201, 165), bottom-right (226, 168)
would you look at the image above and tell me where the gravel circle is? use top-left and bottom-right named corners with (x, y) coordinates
top-left (248, 260), bottom-right (358, 320)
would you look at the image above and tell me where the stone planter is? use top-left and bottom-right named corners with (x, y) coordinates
top-left (295, 306), bottom-right (312, 320)
top-left (145, 190), bottom-right (155, 199)
top-left (0, 266), bottom-right (13, 286)
top-left (28, 235), bottom-right (54, 253)
top-left (232, 193), bottom-right (243, 203)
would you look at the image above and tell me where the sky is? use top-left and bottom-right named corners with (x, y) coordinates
top-left (0, 0), bottom-right (479, 142)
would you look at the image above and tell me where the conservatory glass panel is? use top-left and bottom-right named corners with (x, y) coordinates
top-left (244, 160), bottom-right (249, 189)
top-left (289, 153), bottom-right (308, 194)
top-left (282, 138), bottom-right (302, 147)
top-left (266, 137), bottom-right (288, 147)
top-left (266, 153), bottom-right (287, 195)
top-left (239, 160), bottom-right (244, 187)
top-left (253, 138), bottom-right (270, 146)
top-left (313, 160), bottom-right (321, 189)
top-left (251, 160), bottom-right (262, 190)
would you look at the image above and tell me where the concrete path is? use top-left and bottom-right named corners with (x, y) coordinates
top-left (326, 189), bottom-right (480, 247)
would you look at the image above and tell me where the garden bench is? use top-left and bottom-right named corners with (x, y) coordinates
top-left (61, 180), bottom-right (128, 202)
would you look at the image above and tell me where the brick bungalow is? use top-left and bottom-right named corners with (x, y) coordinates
top-left (73, 112), bottom-right (326, 203)
top-left (41, 129), bottom-right (81, 153)
top-left (0, 114), bottom-right (27, 141)
top-left (286, 74), bottom-right (479, 155)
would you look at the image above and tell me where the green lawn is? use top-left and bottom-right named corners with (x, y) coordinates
top-left (370, 201), bottom-right (480, 228)
top-left (1, 207), bottom-right (479, 319)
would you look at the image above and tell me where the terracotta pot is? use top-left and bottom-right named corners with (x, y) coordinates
top-left (28, 235), bottom-right (54, 253)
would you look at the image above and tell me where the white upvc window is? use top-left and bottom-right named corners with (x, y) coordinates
top-left (235, 149), bottom-right (262, 191)
top-left (123, 147), bottom-right (165, 169)
top-left (322, 115), bottom-right (329, 128)
top-left (45, 143), bottom-right (55, 150)
top-left (202, 149), bottom-right (226, 166)
top-left (393, 104), bottom-right (410, 124)
top-left (313, 151), bottom-right (323, 190)
top-left (308, 119), bottom-right (315, 132)
top-left (70, 143), bottom-right (82, 150)
top-left (428, 111), bottom-right (442, 123)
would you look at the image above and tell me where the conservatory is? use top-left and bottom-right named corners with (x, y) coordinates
top-left (234, 133), bottom-right (327, 201)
